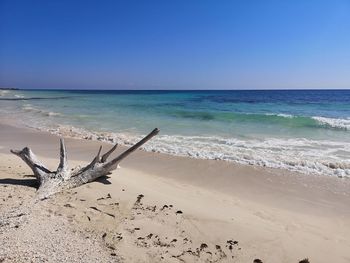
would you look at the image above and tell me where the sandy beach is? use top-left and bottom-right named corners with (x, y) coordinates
top-left (2, 0), bottom-right (350, 261)
top-left (0, 122), bottom-right (349, 263)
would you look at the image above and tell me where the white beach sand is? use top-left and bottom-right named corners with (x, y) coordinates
top-left (1, 122), bottom-right (350, 263)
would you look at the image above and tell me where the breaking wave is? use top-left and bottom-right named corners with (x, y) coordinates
top-left (169, 110), bottom-right (350, 131)
top-left (312, 116), bottom-right (350, 130)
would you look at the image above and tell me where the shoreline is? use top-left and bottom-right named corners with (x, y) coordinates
top-left (2, 89), bottom-right (350, 179)
top-left (1, 121), bottom-right (349, 216)
top-left (1, 121), bottom-right (350, 262)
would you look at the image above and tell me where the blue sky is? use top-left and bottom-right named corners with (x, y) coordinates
top-left (0, 0), bottom-right (349, 89)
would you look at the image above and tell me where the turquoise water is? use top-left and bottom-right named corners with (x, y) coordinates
top-left (1, 89), bottom-right (350, 177)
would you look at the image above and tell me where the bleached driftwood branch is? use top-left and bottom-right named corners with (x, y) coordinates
top-left (11, 128), bottom-right (159, 199)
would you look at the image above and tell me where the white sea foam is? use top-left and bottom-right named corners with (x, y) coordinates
top-left (276, 113), bottom-right (294, 118)
top-left (312, 116), bottom-right (350, 130)
top-left (36, 124), bottom-right (350, 178)
top-left (265, 113), bottom-right (294, 118)
top-left (46, 112), bottom-right (62, 117)
top-left (266, 114), bottom-right (350, 131)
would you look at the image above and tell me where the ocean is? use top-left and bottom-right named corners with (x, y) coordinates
top-left (1, 89), bottom-right (350, 177)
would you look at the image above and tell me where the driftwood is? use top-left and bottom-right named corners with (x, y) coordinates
top-left (11, 128), bottom-right (159, 199)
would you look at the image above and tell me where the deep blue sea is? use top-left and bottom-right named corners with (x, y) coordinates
top-left (1, 89), bottom-right (350, 177)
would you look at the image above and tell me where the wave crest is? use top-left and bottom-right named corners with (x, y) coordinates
top-left (312, 117), bottom-right (350, 130)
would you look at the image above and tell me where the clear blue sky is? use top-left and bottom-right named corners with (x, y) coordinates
top-left (0, 0), bottom-right (349, 89)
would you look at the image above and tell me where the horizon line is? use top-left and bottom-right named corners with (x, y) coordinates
top-left (10, 88), bottom-right (350, 91)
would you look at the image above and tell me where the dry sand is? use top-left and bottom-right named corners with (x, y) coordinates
top-left (1, 123), bottom-right (350, 263)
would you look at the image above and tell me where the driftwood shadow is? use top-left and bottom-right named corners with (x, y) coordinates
top-left (0, 175), bottom-right (112, 188)
top-left (0, 178), bottom-right (39, 188)
top-left (95, 175), bottom-right (112, 185)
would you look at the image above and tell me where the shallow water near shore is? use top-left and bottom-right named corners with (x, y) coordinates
top-left (1, 89), bottom-right (350, 177)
